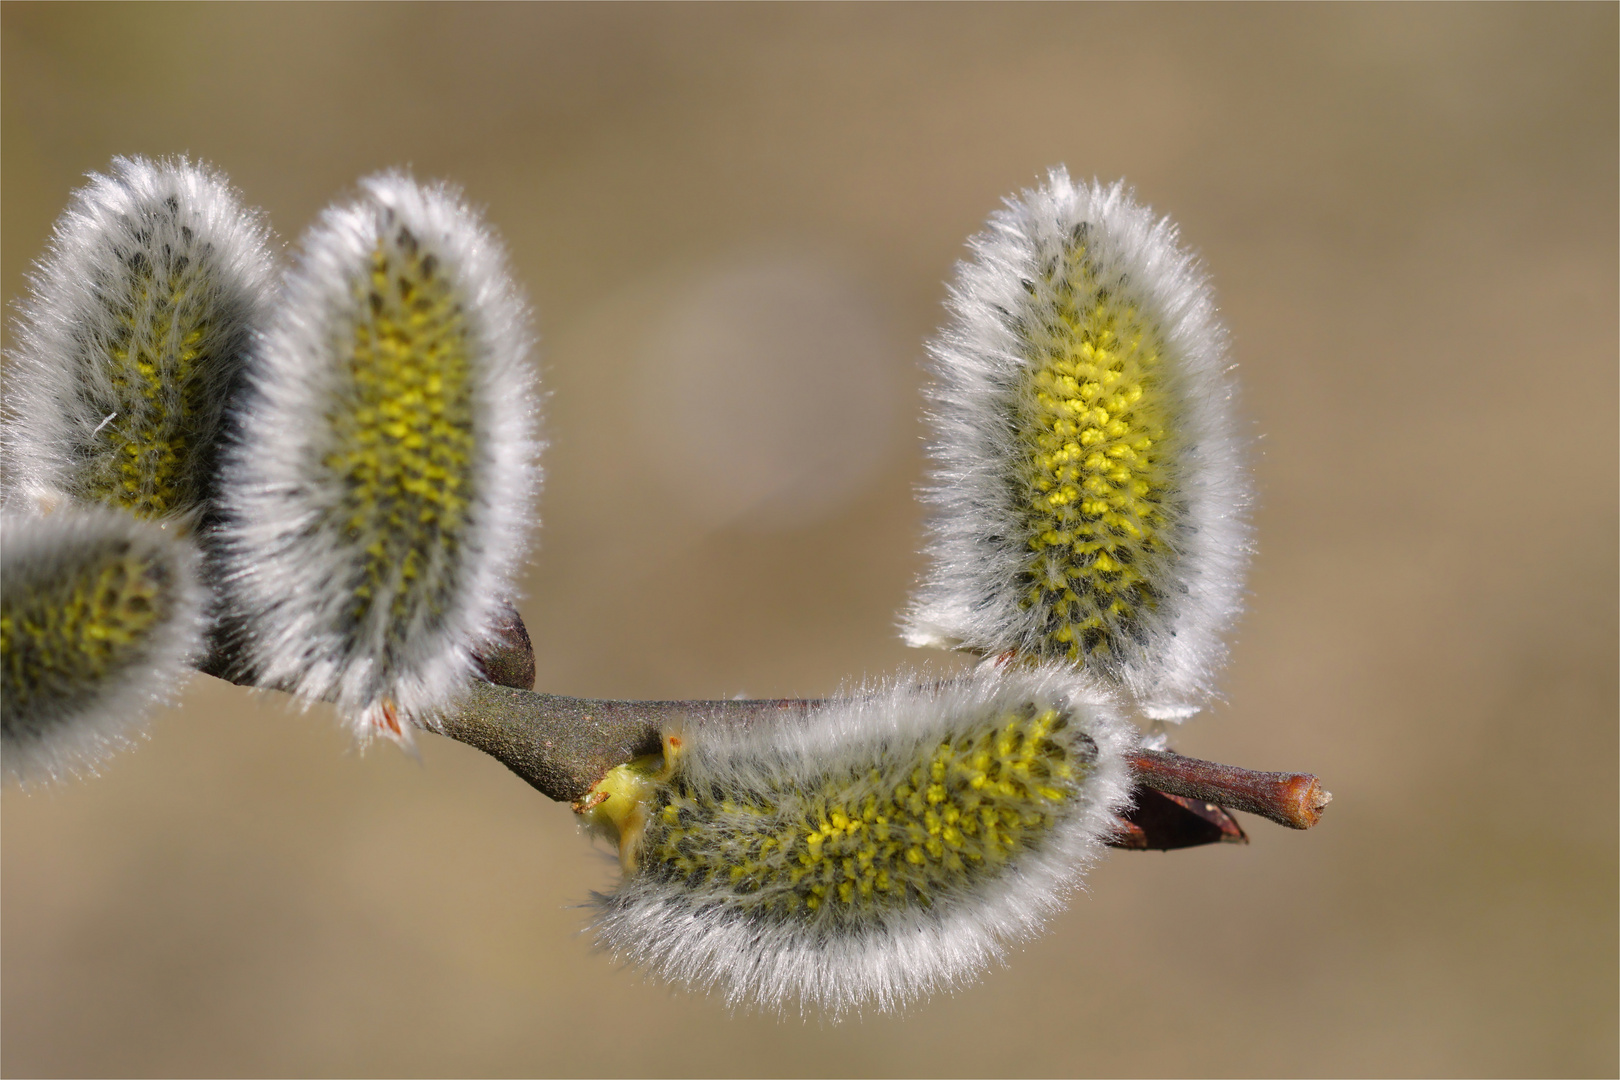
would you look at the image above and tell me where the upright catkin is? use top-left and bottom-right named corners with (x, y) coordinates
top-left (217, 173), bottom-right (540, 742)
top-left (2, 156), bottom-right (272, 521)
top-left (904, 170), bottom-right (1252, 720)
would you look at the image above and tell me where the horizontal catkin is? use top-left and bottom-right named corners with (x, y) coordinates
top-left (587, 666), bottom-right (1134, 1017)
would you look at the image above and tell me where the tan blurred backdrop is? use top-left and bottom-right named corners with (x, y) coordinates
top-left (3, 4), bottom-right (1615, 1076)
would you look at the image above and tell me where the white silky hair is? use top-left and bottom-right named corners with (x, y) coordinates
top-left (1, 506), bottom-right (207, 783)
top-left (902, 168), bottom-right (1253, 720)
top-left (590, 664), bottom-right (1136, 1018)
top-left (216, 172), bottom-right (540, 740)
top-left (1, 156), bottom-right (273, 517)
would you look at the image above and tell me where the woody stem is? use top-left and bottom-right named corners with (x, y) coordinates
top-left (200, 607), bottom-right (1331, 830)
top-left (1126, 748), bottom-right (1331, 830)
top-left (438, 682), bottom-right (1331, 833)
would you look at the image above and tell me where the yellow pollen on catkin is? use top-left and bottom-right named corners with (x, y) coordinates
top-left (1014, 226), bottom-right (1180, 663)
top-left (323, 231), bottom-right (476, 637)
top-left (83, 244), bottom-right (217, 518)
top-left (0, 539), bottom-right (171, 716)
top-left (589, 706), bottom-right (1090, 923)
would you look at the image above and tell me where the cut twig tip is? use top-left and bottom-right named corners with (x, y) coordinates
top-left (1127, 749), bottom-right (1331, 832)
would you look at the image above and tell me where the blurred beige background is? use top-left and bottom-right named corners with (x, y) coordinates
top-left (3, 4), bottom-right (1615, 1076)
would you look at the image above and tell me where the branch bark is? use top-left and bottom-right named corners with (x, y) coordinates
top-left (201, 604), bottom-right (1332, 837)
top-left (435, 682), bottom-right (1333, 837)
top-left (1128, 748), bottom-right (1332, 830)
top-left (433, 681), bottom-right (815, 803)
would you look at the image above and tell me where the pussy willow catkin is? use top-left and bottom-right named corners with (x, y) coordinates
top-left (585, 666), bottom-right (1133, 1016)
top-left (903, 170), bottom-right (1252, 720)
top-left (1, 156), bottom-right (272, 520)
top-left (1, 506), bottom-right (206, 782)
top-left (217, 173), bottom-right (539, 742)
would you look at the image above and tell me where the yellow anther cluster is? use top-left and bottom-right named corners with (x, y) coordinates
top-left (1015, 228), bottom-right (1180, 663)
top-left (631, 706), bottom-right (1087, 921)
top-left (1, 539), bottom-right (169, 718)
top-left (84, 247), bottom-right (216, 517)
top-left (324, 230), bottom-right (475, 633)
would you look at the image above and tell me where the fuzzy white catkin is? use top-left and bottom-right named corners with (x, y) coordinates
top-left (588, 665), bottom-right (1135, 1017)
top-left (903, 169), bottom-right (1252, 720)
top-left (1, 506), bottom-right (207, 783)
top-left (216, 173), bottom-right (540, 742)
top-left (1, 156), bottom-right (273, 521)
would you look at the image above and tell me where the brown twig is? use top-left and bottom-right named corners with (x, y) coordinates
top-left (434, 682), bottom-right (815, 803)
top-left (201, 606), bottom-right (1330, 834)
top-left (439, 683), bottom-right (1332, 838)
top-left (1127, 748), bottom-right (1332, 830)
